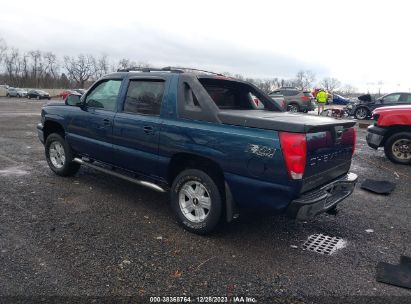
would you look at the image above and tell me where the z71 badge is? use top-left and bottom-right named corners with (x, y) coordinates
top-left (246, 144), bottom-right (276, 158)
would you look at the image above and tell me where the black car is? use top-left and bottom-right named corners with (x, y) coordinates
top-left (27, 89), bottom-right (51, 100)
top-left (347, 92), bottom-right (411, 120)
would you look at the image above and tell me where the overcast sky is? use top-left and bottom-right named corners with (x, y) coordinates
top-left (1, 0), bottom-right (410, 92)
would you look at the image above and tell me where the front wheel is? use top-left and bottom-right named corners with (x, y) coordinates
top-left (354, 107), bottom-right (369, 120)
top-left (170, 169), bottom-right (222, 235)
top-left (45, 133), bottom-right (80, 176)
top-left (384, 132), bottom-right (411, 165)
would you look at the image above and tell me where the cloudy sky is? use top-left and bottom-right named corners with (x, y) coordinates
top-left (1, 0), bottom-right (410, 92)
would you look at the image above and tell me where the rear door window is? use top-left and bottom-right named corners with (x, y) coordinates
top-left (123, 80), bottom-right (165, 115)
top-left (382, 93), bottom-right (400, 104)
top-left (399, 93), bottom-right (411, 104)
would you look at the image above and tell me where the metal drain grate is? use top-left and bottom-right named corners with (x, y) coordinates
top-left (302, 234), bottom-right (346, 255)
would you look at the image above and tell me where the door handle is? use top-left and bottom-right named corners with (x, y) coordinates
top-left (103, 118), bottom-right (111, 126)
top-left (143, 126), bottom-right (154, 134)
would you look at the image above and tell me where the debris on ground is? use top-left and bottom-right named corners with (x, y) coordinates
top-left (365, 229), bottom-right (374, 233)
top-left (376, 255), bottom-right (411, 289)
top-left (361, 179), bottom-right (396, 194)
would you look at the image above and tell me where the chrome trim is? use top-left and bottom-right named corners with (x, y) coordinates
top-left (73, 158), bottom-right (166, 193)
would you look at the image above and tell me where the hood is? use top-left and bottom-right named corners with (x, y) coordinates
top-left (373, 105), bottom-right (411, 114)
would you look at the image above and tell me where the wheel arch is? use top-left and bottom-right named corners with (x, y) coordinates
top-left (382, 126), bottom-right (411, 146)
top-left (43, 119), bottom-right (65, 141)
top-left (167, 152), bottom-right (236, 222)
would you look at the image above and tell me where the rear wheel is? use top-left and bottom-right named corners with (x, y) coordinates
top-left (384, 132), bottom-right (411, 165)
top-left (170, 169), bottom-right (222, 234)
top-left (45, 133), bottom-right (80, 176)
top-left (287, 103), bottom-right (299, 113)
top-left (354, 107), bottom-right (369, 120)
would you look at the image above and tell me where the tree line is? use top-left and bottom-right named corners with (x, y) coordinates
top-left (0, 38), bottom-right (358, 95)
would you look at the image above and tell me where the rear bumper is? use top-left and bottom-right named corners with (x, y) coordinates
top-left (286, 172), bottom-right (358, 220)
top-left (366, 125), bottom-right (387, 149)
top-left (37, 123), bottom-right (44, 144)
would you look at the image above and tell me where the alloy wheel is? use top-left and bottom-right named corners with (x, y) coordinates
top-left (179, 181), bottom-right (211, 223)
top-left (49, 141), bottom-right (66, 169)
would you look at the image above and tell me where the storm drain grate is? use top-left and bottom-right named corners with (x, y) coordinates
top-left (302, 234), bottom-right (346, 255)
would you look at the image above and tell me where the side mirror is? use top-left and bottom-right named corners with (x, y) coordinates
top-left (65, 94), bottom-right (82, 106)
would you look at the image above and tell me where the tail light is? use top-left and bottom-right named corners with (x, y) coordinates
top-left (300, 96), bottom-right (310, 102)
top-left (279, 132), bottom-right (307, 180)
top-left (341, 127), bottom-right (356, 156)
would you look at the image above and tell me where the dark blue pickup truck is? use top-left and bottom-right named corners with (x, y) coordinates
top-left (37, 67), bottom-right (357, 234)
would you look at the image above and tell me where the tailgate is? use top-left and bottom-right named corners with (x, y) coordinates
top-left (301, 126), bottom-right (355, 193)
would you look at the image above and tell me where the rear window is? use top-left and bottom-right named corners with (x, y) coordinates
top-left (199, 78), bottom-right (280, 111)
top-left (303, 92), bottom-right (313, 97)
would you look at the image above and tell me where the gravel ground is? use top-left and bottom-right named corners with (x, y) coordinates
top-left (0, 97), bottom-right (410, 303)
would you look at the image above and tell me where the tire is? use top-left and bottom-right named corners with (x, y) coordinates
top-left (170, 169), bottom-right (223, 235)
top-left (287, 103), bottom-right (299, 113)
top-left (383, 132), bottom-right (411, 165)
top-left (45, 133), bottom-right (80, 176)
top-left (28, 96), bottom-right (31, 99)
top-left (354, 107), bottom-right (369, 120)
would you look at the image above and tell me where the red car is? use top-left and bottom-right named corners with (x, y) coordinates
top-left (366, 105), bottom-right (411, 164)
top-left (58, 90), bottom-right (76, 99)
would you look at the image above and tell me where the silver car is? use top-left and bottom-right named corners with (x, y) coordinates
top-left (269, 87), bottom-right (316, 113)
top-left (6, 87), bottom-right (27, 97)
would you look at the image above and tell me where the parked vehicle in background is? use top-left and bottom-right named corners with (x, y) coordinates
top-left (366, 105), bottom-right (411, 164)
top-left (347, 92), bottom-right (411, 120)
top-left (269, 87), bottom-right (315, 113)
top-left (27, 89), bottom-right (51, 100)
top-left (331, 94), bottom-right (350, 105)
top-left (37, 67), bottom-right (357, 234)
top-left (5, 87), bottom-right (27, 97)
top-left (58, 90), bottom-right (77, 99)
top-left (6, 87), bottom-right (18, 97)
top-left (17, 89), bottom-right (28, 97)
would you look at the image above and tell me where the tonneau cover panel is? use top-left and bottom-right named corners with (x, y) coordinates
top-left (218, 110), bottom-right (356, 133)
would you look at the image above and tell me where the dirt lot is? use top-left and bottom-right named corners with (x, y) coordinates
top-left (0, 97), bottom-right (410, 302)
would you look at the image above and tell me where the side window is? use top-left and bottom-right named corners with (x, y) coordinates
top-left (382, 94), bottom-right (400, 104)
top-left (85, 80), bottom-right (121, 111)
top-left (399, 93), bottom-right (411, 103)
top-left (124, 80), bottom-right (165, 115)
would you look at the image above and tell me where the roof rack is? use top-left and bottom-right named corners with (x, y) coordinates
top-left (117, 66), bottom-right (224, 76)
top-left (162, 66), bottom-right (225, 76)
top-left (116, 67), bottom-right (182, 73)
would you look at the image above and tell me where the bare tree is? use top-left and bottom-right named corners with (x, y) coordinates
top-left (0, 38), bottom-right (7, 67)
top-left (320, 77), bottom-right (341, 92)
top-left (339, 84), bottom-right (358, 96)
top-left (294, 70), bottom-right (316, 90)
top-left (4, 48), bottom-right (22, 86)
top-left (93, 54), bottom-right (110, 79)
top-left (117, 58), bottom-right (137, 70)
top-left (64, 54), bottom-right (95, 88)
